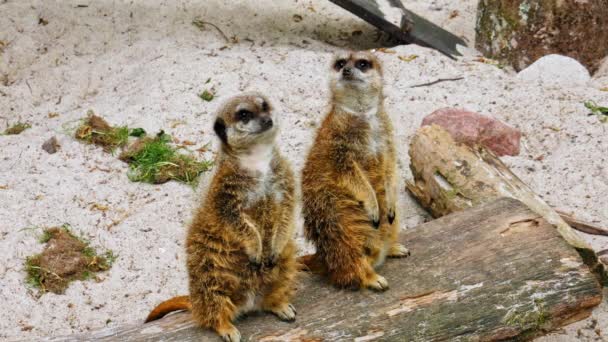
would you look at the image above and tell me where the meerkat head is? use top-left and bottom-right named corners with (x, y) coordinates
top-left (213, 93), bottom-right (277, 154)
top-left (330, 51), bottom-right (383, 113)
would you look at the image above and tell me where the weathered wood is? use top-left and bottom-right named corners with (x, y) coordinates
top-left (45, 198), bottom-right (602, 341)
top-left (406, 125), bottom-right (606, 282)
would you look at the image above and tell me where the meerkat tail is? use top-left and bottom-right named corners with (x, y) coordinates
top-left (145, 295), bottom-right (192, 323)
top-left (297, 253), bottom-right (326, 274)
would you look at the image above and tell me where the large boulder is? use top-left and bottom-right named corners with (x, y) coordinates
top-left (475, 0), bottom-right (608, 74)
top-left (516, 54), bottom-right (591, 87)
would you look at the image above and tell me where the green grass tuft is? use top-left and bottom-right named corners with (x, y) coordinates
top-left (25, 256), bottom-right (44, 289)
top-left (74, 112), bottom-right (214, 185)
top-left (38, 230), bottom-right (53, 243)
top-left (3, 122), bottom-right (31, 135)
top-left (120, 134), bottom-right (213, 185)
top-left (584, 101), bottom-right (608, 123)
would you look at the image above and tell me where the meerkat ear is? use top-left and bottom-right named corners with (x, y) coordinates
top-left (213, 118), bottom-right (228, 145)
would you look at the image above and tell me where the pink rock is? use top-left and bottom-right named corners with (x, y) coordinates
top-left (421, 108), bottom-right (521, 156)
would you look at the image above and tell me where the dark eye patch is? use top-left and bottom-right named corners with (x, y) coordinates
top-left (355, 59), bottom-right (372, 71)
top-left (333, 59), bottom-right (347, 71)
top-left (235, 109), bottom-right (254, 123)
top-left (262, 101), bottom-right (269, 112)
top-left (213, 118), bottom-right (227, 145)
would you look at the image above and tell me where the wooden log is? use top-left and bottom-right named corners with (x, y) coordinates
top-left (45, 198), bottom-right (602, 341)
top-left (406, 125), bottom-right (606, 283)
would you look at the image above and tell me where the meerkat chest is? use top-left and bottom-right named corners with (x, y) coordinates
top-left (364, 112), bottom-right (386, 156)
top-left (244, 172), bottom-right (283, 208)
top-left (238, 149), bottom-right (284, 209)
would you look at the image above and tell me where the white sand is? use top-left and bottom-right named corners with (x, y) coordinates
top-left (1, 0), bottom-right (606, 340)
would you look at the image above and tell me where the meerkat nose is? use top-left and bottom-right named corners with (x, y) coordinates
top-left (260, 117), bottom-right (273, 129)
top-left (342, 66), bottom-right (353, 77)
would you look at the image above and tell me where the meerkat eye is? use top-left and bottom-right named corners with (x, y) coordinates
top-left (333, 59), bottom-right (347, 71)
top-left (236, 110), bottom-right (253, 123)
top-left (355, 59), bottom-right (372, 71)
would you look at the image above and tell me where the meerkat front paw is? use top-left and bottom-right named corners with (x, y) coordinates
top-left (365, 274), bottom-right (389, 292)
top-left (388, 243), bottom-right (410, 258)
top-left (269, 303), bottom-right (297, 322)
top-left (264, 253), bottom-right (279, 268)
top-left (248, 252), bottom-right (263, 270)
top-left (218, 325), bottom-right (241, 342)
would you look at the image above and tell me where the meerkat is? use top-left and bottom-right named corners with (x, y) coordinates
top-left (299, 51), bottom-right (409, 291)
top-left (145, 93), bottom-right (298, 342)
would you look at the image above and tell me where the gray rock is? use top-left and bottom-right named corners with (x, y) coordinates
top-left (516, 55), bottom-right (590, 87)
top-left (42, 136), bottom-right (60, 154)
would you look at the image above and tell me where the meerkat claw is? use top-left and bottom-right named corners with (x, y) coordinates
top-left (264, 253), bottom-right (279, 268)
top-left (388, 211), bottom-right (395, 224)
top-left (248, 258), bottom-right (263, 271)
top-left (389, 244), bottom-right (410, 258)
top-left (372, 219), bottom-right (380, 229)
top-left (367, 275), bottom-right (389, 292)
top-left (270, 303), bottom-right (297, 322)
top-left (220, 327), bottom-right (241, 342)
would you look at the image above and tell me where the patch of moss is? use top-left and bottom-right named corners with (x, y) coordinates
top-left (504, 298), bottom-right (551, 336)
top-left (3, 122), bottom-right (31, 135)
top-left (120, 133), bottom-right (213, 185)
top-left (75, 111), bottom-right (129, 152)
top-left (24, 225), bottom-right (116, 294)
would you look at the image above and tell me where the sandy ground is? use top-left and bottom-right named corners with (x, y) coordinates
top-left (1, 0), bottom-right (607, 340)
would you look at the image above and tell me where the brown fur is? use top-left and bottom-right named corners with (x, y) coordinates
top-left (146, 93), bottom-right (298, 342)
top-left (300, 51), bottom-right (409, 291)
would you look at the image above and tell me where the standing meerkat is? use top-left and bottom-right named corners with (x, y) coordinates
top-left (299, 51), bottom-right (409, 291)
top-left (145, 93), bottom-right (298, 342)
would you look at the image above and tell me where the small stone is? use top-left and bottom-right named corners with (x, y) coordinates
top-left (517, 55), bottom-right (591, 87)
top-left (42, 136), bottom-right (60, 154)
top-left (421, 108), bottom-right (521, 156)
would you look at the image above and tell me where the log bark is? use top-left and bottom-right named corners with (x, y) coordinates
top-left (45, 198), bottom-right (602, 341)
top-left (406, 124), bottom-right (606, 282)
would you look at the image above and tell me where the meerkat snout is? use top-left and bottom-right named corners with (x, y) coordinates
top-left (259, 116), bottom-right (273, 130)
top-left (342, 65), bottom-right (353, 78)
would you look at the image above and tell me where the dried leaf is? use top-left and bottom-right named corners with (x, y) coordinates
top-left (399, 55), bottom-right (418, 62)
